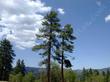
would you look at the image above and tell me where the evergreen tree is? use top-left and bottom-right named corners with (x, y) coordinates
top-left (32, 11), bottom-right (61, 82)
top-left (94, 69), bottom-right (99, 75)
top-left (80, 68), bottom-right (87, 82)
top-left (88, 68), bottom-right (93, 82)
top-left (13, 59), bottom-right (26, 76)
top-left (13, 59), bottom-right (21, 74)
top-left (55, 24), bottom-right (76, 82)
top-left (21, 60), bottom-right (26, 76)
top-left (0, 39), bottom-right (15, 80)
top-left (102, 71), bottom-right (106, 76)
top-left (89, 68), bottom-right (93, 75)
top-left (105, 69), bottom-right (110, 82)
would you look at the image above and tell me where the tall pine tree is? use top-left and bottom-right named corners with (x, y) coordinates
top-left (54, 24), bottom-right (76, 82)
top-left (13, 59), bottom-right (26, 76)
top-left (32, 11), bottom-right (61, 82)
top-left (0, 39), bottom-right (15, 80)
top-left (61, 24), bottom-right (76, 82)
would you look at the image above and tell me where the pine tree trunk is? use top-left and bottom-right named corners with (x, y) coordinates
top-left (61, 52), bottom-right (64, 82)
top-left (1, 68), bottom-right (3, 80)
top-left (47, 50), bottom-right (51, 82)
top-left (61, 38), bottom-right (64, 82)
top-left (47, 29), bottom-right (52, 82)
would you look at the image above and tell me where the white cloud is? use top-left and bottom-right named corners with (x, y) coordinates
top-left (57, 8), bottom-right (65, 15)
top-left (105, 15), bottom-right (110, 22)
top-left (0, 0), bottom-right (52, 49)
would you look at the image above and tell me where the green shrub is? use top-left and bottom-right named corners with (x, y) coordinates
top-left (64, 69), bottom-right (76, 82)
top-left (23, 72), bottom-right (35, 82)
top-left (9, 73), bottom-right (23, 82)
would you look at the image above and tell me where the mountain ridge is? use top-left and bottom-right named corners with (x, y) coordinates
top-left (25, 67), bottom-right (110, 75)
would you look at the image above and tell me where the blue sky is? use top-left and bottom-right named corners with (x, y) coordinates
top-left (0, 0), bottom-right (110, 69)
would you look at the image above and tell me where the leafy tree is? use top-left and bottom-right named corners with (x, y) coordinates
top-left (9, 74), bottom-right (16, 82)
top-left (0, 39), bottom-right (15, 80)
top-left (9, 72), bottom-right (36, 82)
top-left (64, 69), bottom-right (76, 82)
top-left (23, 72), bottom-right (35, 82)
top-left (39, 70), bottom-right (47, 82)
top-left (32, 11), bottom-right (61, 82)
top-left (51, 62), bottom-right (61, 82)
top-left (15, 73), bottom-right (23, 82)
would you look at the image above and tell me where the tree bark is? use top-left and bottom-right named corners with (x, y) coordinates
top-left (61, 52), bottom-right (64, 82)
top-left (61, 38), bottom-right (64, 82)
top-left (47, 49), bottom-right (51, 82)
top-left (47, 28), bottom-right (52, 82)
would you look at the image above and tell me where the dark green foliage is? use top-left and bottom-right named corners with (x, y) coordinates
top-left (89, 68), bottom-right (93, 75)
top-left (21, 60), bottom-right (26, 76)
top-left (64, 59), bottom-right (72, 68)
top-left (32, 11), bottom-right (61, 57)
top-left (94, 69), bottom-right (99, 75)
top-left (32, 11), bottom-right (61, 82)
top-left (12, 59), bottom-right (26, 76)
top-left (105, 69), bottom-right (110, 82)
top-left (55, 24), bottom-right (76, 82)
top-left (80, 68), bottom-right (87, 82)
top-left (76, 68), bottom-right (110, 82)
top-left (0, 39), bottom-right (15, 80)
top-left (102, 71), bottom-right (106, 76)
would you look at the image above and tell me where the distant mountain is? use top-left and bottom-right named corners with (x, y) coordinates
top-left (25, 67), bottom-right (110, 75)
top-left (25, 67), bottom-right (46, 75)
top-left (99, 67), bottom-right (110, 72)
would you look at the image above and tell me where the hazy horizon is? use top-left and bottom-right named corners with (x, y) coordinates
top-left (0, 0), bottom-right (110, 69)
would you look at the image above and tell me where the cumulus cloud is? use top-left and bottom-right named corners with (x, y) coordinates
top-left (105, 15), bottom-right (110, 22)
top-left (0, 0), bottom-right (51, 49)
top-left (57, 8), bottom-right (65, 15)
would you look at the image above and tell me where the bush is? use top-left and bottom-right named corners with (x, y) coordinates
top-left (23, 72), bottom-right (35, 82)
top-left (64, 69), bottom-right (76, 82)
top-left (9, 73), bottom-right (23, 82)
top-left (9, 72), bottom-right (36, 82)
